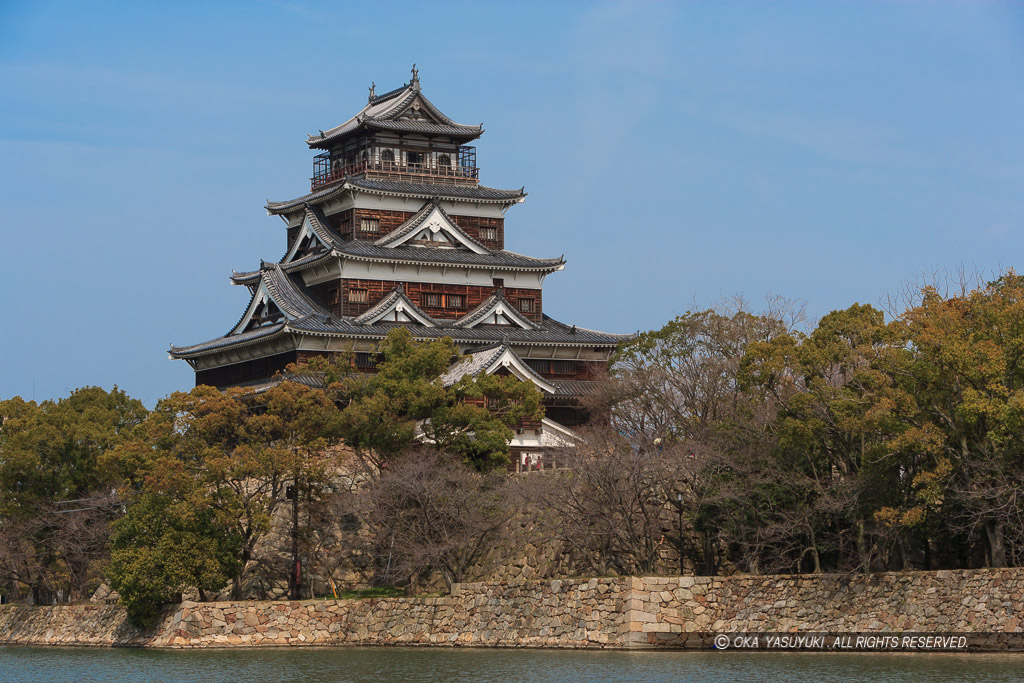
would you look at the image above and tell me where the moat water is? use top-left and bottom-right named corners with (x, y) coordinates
top-left (2, 646), bottom-right (1024, 682)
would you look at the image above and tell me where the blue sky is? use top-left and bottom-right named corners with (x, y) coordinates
top-left (2, 1), bottom-right (1023, 406)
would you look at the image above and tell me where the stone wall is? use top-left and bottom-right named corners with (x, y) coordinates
top-left (623, 569), bottom-right (1024, 648)
top-left (2, 568), bottom-right (1022, 649)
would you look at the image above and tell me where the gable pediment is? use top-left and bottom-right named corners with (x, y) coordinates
top-left (452, 292), bottom-right (540, 330)
top-left (282, 213), bottom-right (325, 264)
top-left (396, 95), bottom-right (440, 123)
top-left (233, 282), bottom-right (284, 334)
top-left (353, 287), bottom-right (438, 327)
top-left (375, 201), bottom-right (490, 254)
top-left (440, 344), bottom-right (556, 394)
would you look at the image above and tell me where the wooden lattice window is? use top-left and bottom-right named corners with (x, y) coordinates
top-left (348, 288), bottom-right (368, 303)
top-left (517, 298), bottom-right (534, 314)
top-left (360, 218), bottom-right (380, 234)
top-left (480, 227), bottom-right (497, 241)
top-left (551, 360), bottom-right (576, 375)
top-left (421, 293), bottom-right (465, 309)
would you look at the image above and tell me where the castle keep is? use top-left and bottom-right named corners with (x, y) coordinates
top-left (170, 69), bottom-right (628, 447)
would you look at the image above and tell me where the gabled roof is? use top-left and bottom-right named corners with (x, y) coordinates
top-left (374, 199), bottom-right (489, 254)
top-left (306, 76), bottom-right (483, 149)
top-left (249, 197), bottom-right (563, 275)
top-left (353, 285), bottom-right (439, 327)
top-left (233, 241), bottom-right (565, 283)
top-left (439, 343), bottom-right (556, 394)
top-left (169, 322), bottom-right (289, 357)
top-left (265, 175), bottom-right (525, 215)
top-left (226, 263), bottom-right (332, 336)
top-left (452, 290), bottom-right (541, 330)
top-left (280, 204), bottom-right (349, 265)
top-left (171, 311), bottom-right (632, 361)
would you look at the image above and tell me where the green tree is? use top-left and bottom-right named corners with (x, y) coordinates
top-left (106, 491), bottom-right (240, 626)
top-left (107, 381), bottom-right (344, 600)
top-left (0, 387), bottom-right (147, 602)
top-left (292, 329), bottom-right (543, 470)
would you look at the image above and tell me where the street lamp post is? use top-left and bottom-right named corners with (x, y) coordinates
top-left (287, 483), bottom-right (300, 600)
top-left (675, 491), bottom-right (685, 576)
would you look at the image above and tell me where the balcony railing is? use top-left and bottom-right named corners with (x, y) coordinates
top-left (311, 158), bottom-right (480, 191)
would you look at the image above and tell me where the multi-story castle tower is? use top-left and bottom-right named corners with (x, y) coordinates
top-left (170, 68), bottom-right (627, 441)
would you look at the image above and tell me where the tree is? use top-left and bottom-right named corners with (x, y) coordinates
top-left (106, 381), bottom-right (344, 599)
top-left (360, 449), bottom-right (513, 591)
top-left (606, 302), bottom-right (796, 443)
top-left (519, 427), bottom-right (692, 576)
top-left (897, 272), bottom-right (1024, 567)
top-left (106, 492), bottom-right (240, 626)
top-left (0, 387), bottom-right (147, 603)
top-left (291, 328), bottom-right (543, 471)
top-left (598, 301), bottom-right (800, 575)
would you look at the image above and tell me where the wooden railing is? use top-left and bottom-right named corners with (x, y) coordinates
top-left (311, 159), bottom-right (480, 190)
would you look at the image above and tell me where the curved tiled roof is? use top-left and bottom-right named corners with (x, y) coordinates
top-left (438, 343), bottom-right (556, 395)
top-left (169, 322), bottom-right (287, 356)
top-left (305, 205), bottom-right (346, 249)
top-left (334, 241), bottom-right (563, 271)
top-left (306, 81), bottom-right (482, 149)
top-left (452, 290), bottom-right (540, 330)
top-left (170, 311), bottom-right (632, 360)
top-left (260, 264), bottom-right (327, 320)
top-left (352, 286), bottom-right (441, 326)
top-left (238, 244), bottom-right (564, 284)
top-left (373, 198), bottom-right (488, 254)
top-left (266, 175), bottom-right (525, 214)
top-left (261, 198), bottom-right (562, 273)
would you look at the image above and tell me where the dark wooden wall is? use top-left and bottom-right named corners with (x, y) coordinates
top-left (337, 278), bottom-right (541, 323)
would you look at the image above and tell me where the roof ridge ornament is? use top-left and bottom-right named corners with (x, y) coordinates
top-left (410, 63), bottom-right (420, 92)
top-left (368, 81), bottom-right (375, 102)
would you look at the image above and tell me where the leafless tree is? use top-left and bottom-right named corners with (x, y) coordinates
top-left (517, 427), bottom-right (695, 577)
top-left (359, 449), bottom-right (514, 592)
top-left (0, 491), bottom-right (116, 603)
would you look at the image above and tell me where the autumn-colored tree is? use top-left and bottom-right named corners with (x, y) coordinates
top-left (896, 272), bottom-right (1024, 567)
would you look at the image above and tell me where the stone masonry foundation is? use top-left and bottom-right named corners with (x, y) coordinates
top-left (1, 569), bottom-right (1022, 649)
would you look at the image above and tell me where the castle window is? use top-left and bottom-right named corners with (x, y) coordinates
top-left (421, 293), bottom-right (465, 309)
top-left (380, 149), bottom-right (394, 163)
top-left (360, 218), bottom-right (380, 234)
top-left (551, 360), bottom-right (575, 375)
top-left (480, 227), bottom-right (497, 241)
top-left (492, 278), bottom-right (504, 289)
top-left (348, 288), bottom-right (368, 303)
top-left (437, 154), bottom-right (451, 167)
top-left (354, 352), bottom-right (376, 369)
top-left (517, 298), bottom-right (534, 314)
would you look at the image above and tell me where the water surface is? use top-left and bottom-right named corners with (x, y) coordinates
top-left (2, 646), bottom-right (1023, 682)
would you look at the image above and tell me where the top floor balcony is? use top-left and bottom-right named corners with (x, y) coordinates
top-left (311, 144), bottom-right (479, 191)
